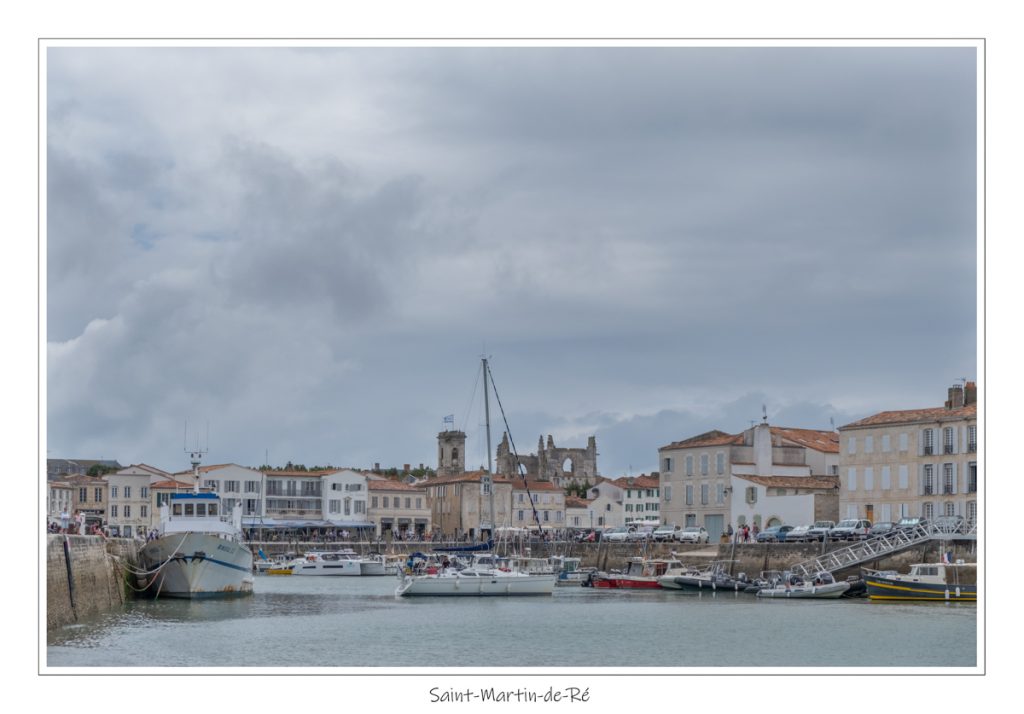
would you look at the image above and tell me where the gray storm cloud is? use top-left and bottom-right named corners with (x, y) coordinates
top-left (46, 46), bottom-right (977, 474)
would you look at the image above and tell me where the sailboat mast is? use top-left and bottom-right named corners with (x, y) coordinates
top-left (483, 357), bottom-right (495, 537)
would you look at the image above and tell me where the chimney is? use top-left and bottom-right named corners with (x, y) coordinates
top-left (965, 381), bottom-right (977, 406)
top-left (403, 464), bottom-right (410, 473)
top-left (946, 384), bottom-right (965, 409)
top-left (374, 462), bottom-right (380, 472)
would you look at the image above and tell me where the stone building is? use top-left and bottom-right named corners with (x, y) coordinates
top-left (837, 382), bottom-right (978, 525)
top-left (367, 478), bottom-right (431, 538)
top-left (659, 422), bottom-right (840, 538)
top-left (436, 429), bottom-right (467, 478)
top-left (422, 470), bottom-right (514, 541)
top-left (495, 433), bottom-right (598, 488)
top-left (510, 480), bottom-right (566, 532)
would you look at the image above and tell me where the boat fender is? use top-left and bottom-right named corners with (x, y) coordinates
top-left (955, 586), bottom-right (961, 598)
top-left (499, 567), bottom-right (510, 572)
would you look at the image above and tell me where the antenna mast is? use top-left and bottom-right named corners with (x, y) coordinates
top-left (184, 420), bottom-right (209, 494)
top-left (482, 356), bottom-right (495, 538)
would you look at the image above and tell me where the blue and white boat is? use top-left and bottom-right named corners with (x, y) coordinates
top-left (137, 453), bottom-right (254, 598)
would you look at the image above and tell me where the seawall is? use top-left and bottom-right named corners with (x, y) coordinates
top-left (247, 538), bottom-right (978, 577)
top-left (47, 535), bottom-right (141, 629)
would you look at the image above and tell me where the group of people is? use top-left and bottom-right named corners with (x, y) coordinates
top-left (726, 523), bottom-right (760, 543)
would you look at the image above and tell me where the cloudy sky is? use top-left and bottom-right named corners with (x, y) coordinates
top-left (45, 45), bottom-right (977, 477)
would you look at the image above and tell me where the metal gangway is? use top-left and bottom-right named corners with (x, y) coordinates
top-left (788, 521), bottom-right (978, 580)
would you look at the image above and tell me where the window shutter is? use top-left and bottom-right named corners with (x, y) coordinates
top-left (961, 425), bottom-right (968, 452)
top-left (952, 426), bottom-right (958, 454)
top-left (952, 463), bottom-right (958, 495)
top-left (919, 464), bottom-right (925, 495)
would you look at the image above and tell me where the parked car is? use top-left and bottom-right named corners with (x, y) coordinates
top-left (895, 516), bottom-right (930, 532)
top-left (933, 515), bottom-right (966, 533)
top-left (575, 529), bottom-right (601, 542)
top-left (787, 524), bottom-right (812, 542)
top-left (652, 524), bottom-right (682, 542)
top-left (756, 524), bottom-right (794, 543)
top-left (627, 525), bottom-right (654, 542)
top-left (869, 521), bottom-right (896, 537)
top-left (675, 526), bottom-right (709, 544)
top-left (806, 520), bottom-right (836, 542)
top-left (829, 518), bottom-right (872, 541)
top-left (603, 526), bottom-right (633, 542)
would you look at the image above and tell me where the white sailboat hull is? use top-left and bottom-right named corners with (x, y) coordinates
top-left (140, 533), bottom-right (254, 598)
top-left (396, 570), bottom-right (557, 596)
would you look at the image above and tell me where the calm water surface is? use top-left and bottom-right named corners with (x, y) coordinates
top-left (47, 575), bottom-right (977, 668)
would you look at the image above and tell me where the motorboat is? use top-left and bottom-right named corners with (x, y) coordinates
top-left (863, 561), bottom-right (977, 602)
top-left (659, 562), bottom-right (751, 593)
top-left (291, 549), bottom-right (363, 576)
top-left (137, 481), bottom-right (253, 598)
top-left (590, 558), bottom-right (687, 589)
top-left (360, 552), bottom-right (402, 576)
top-left (755, 571), bottom-right (850, 599)
top-left (548, 556), bottom-right (593, 586)
top-left (395, 553), bottom-right (556, 596)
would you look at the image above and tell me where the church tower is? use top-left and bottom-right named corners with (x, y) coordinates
top-left (437, 429), bottom-right (467, 477)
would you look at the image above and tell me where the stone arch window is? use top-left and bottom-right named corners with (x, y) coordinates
top-left (562, 457), bottom-right (574, 473)
top-left (451, 447), bottom-right (459, 463)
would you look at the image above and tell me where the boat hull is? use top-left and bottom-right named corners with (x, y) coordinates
top-left (139, 533), bottom-right (254, 598)
top-left (396, 572), bottom-right (556, 596)
top-left (864, 575), bottom-right (977, 602)
top-left (591, 576), bottom-right (662, 589)
top-left (292, 559), bottom-right (362, 575)
top-left (667, 575), bottom-right (748, 592)
top-left (755, 582), bottom-right (850, 599)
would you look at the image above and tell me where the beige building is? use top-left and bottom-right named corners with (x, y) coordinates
top-left (47, 480), bottom-right (73, 527)
top-left (659, 423), bottom-right (840, 538)
top-left (367, 478), bottom-right (431, 537)
top-left (66, 474), bottom-right (108, 529)
top-left (564, 496), bottom-right (592, 530)
top-left (423, 471), bottom-right (514, 540)
top-left (107, 464), bottom-right (170, 537)
top-left (510, 480), bottom-right (565, 531)
top-left (838, 382), bottom-right (978, 526)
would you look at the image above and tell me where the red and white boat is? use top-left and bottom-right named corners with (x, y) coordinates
top-left (589, 558), bottom-right (687, 589)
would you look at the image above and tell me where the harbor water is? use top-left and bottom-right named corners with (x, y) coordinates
top-left (47, 575), bottom-right (977, 668)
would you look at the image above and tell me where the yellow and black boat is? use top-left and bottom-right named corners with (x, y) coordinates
top-left (863, 561), bottom-right (976, 602)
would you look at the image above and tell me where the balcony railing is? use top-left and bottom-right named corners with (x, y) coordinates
top-left (942, 486), bottom-right (954, 495)
top-left (923, 446), bottom-right (934, 455)
top-left (944, 445), bottom-right (955, 454)
top-left (923, 485), bottom-right (934, 495)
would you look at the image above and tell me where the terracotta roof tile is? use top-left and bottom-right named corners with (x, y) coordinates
top-left (733, 474), bottom-right (840, 490)
top-left (367, 479), bottom-right (425, 492)
top-left (659, 430), bottom-right (742, 451)
top-left (769, 427), bottom-right (840, 453)
top-left (840, 404), bottom-right (977, 429)
top-left (610, 475), bottom-right (660, 489)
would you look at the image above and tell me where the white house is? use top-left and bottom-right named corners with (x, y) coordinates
top-left (585, 478), bottom-right (625, 528)
top-left (107, 463), bottom-right (171, 537)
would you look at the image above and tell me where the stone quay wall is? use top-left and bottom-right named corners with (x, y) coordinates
top-left (249, 538), bottom-right (977, 577)
top-left (47, 535), bottom-right (141, 630)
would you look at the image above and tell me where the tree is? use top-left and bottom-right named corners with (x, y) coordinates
top-left (87, 463), bottom-right (116, 477)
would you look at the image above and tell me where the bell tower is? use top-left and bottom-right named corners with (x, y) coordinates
top-left (437, 429), bottom-right (467, 477)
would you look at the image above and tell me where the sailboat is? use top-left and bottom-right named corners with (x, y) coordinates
top-left (396, 358), bottom-right (557, 597)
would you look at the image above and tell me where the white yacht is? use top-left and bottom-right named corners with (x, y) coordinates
top-left (395, 561), bottom-right (556, 596)
top-left (291, 549), bottom-right (364, 576)
top-left (138, 489), bottom-right (254, 598)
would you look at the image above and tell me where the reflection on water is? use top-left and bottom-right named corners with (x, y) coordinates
top-left (48, 575), bottom-right (977, 668)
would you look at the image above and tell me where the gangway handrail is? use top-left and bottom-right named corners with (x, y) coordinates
top-left (787, 521), bottom-right (976, 579)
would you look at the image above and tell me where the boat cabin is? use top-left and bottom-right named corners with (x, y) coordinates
top-left (160, 492), bottom-right (242, 539)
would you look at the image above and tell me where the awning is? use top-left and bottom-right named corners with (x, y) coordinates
top-left (398, 518), bottom-right (411, 524)
top-left (379, 517), bottom-right (394, 523)
top-left (414, 518), bottom-right (428, 524)
top-left (243, 518), bottom-right (372, 529)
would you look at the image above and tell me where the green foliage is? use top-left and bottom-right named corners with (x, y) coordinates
top-left (87, 464), bottom-right (117, 477)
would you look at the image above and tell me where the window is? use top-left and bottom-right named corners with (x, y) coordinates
top-left (685, 485), bottom-right (693, 505)
top-left (848, 468), bottom-right (857, 491)
top-left (416, 497), bottom-right (422, 509)
top-left (140, 487), bottom-right (148, 498)
top-left (140, 505), bottom-right (148, 518)
top-left (94, 487), bottom-right (103, 502)
top-left (700, 484), bottom-right (709, 505)
top-left (664, 485), bottom-right (672, 502)
top-left (518, 510), bottom-right (525, 521)
top-left (329, 499), bottom-right (340, 514)
top-left (899, 432), bottom-right (908, 451)
top-left (224, 481), bottom-right (239, 493)
top-left (968, 463), bottom-right (977, 493)
top-left (967, 500), bottom-right (977, 525)
top-left (700, 455), bottom-right (709, 475)
top-left (172, 503), bottom-right (182, 516)
top-left (881, 434), bottom-right (891, 452)
top-left (865, 436), bottom-right (874, 453)
top-left (685, 455), bottom-right (693, 476)
top-left (716, 484), bottom-right (724, 504)
top-left (625, 503), bottom-right (633, 513)
top-left (716, 453), bottom-right (725, 475)
top-left (124, 486), bottom-right (131, 499)
top-left (196, 503), bottom-right (206, 517)
top-left (157, 493), bottom-right (171, 507)
top-left (923, 502), bottom-right (934, 519)
top-left (662, 457), bottom-right (673, 472)
top-left (745, 487), bottom-right (757, 504)
top-left (898, 465), bottom-right (909, 489)
top-left (864, 467), bottom-right (874, 491)
top-left (943, 427), bottom-right (955, 454)
top-left (923, 429), bottom-right (934, 455)
top-left (405, 497), bottom-right (411, 509)
top-left (382, 497), bottom-right (389, 508)
top-left (124, 505), bottom-right (131, 518)
top-left (110, 505), bottom-right (118, 518)
top-left (245, 480), bottom-right (259, 492)
top-left (371, 496), bottom-right (378, 508)
top-left (355, 501), bottom-right (366, 514)
top-left (847, 436), bottom-right (856, 454)
top-left (881, 466), bottom-right (891, 490)
top-left (344, 498), bottom-right (351, 516)
top-left (944, 502), bottom-right (956, 517)
top-left (968, 425), bottom-right (977, 452)
top-left (345, 483), bottom-right (363, 491)
top-left (110, 486), bottom-right (118, 499)
top-left (943, 464), bottom-right (955, 494)
top-left (923, 465), bottom-right (935, 495)
top-left (543, 511), bottom-right (549, 522)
